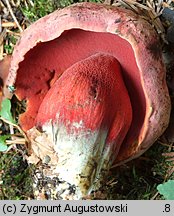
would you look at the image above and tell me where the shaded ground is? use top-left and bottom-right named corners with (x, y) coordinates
top-left (0, 139), bottom-right (173, 200)
top-left (0, 147), bottom-right (33, 200)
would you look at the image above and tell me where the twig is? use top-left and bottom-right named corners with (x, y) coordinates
top-left (27, 0), bottom-right (34, 7)
top-left (0, 117), bottom-right (29, 143)
top-left (9, 124), bottom-right (14, 135)
top-left (167, 0), bottom-right (173, 5)
top-left (122, 0), bottom-right (152, 10)
top-left (11, 0), bottom-right (20, 7)
top-left (151, 191), bottom-right (159, 200)
top-left (158, 140), bottom-right (174, 148)
top-left (0, 0), bottom-right (5, 8)
top-left (2, 21), bottom-right (17, 28)
top-left (0, 15), bottom-right (2, 33)
top-left (4, 0), bottom-right (23, 32)
top-left (0, 28), bottom-right (6, 60)
top-left (6, 29), bottom-right (21, 37)
top-left (23, 0), bottom-right (28, 9)
top-left (0, 28), bottom-right (6, 45)
top-left (6, 138), bottom-right (26, 145)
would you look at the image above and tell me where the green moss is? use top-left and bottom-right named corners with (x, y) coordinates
top-left (21, 0), bottom-right (56, 22)
top-left (21, 0), bottom-right (103, 23)
top-left (105, 142), bottom-right (173, 200)
top-left (0, 149), bottom-right (33, 200)
top-left (4, 35), bottom-right (17, 54)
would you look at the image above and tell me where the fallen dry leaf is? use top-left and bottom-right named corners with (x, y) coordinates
top-left (0, 55), bottom-right (12, 105)
top-left (27, 126), bottom-right (59, 166)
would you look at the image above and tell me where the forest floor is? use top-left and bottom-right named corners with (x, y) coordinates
top-left (0, 0), bottom-right (174, 200)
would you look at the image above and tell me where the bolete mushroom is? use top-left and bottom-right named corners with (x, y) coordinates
top-left (6, 2), bottom-right (171, 199)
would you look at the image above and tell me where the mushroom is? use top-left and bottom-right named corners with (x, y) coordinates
top-left (6, 3), bottom-right (171, 199)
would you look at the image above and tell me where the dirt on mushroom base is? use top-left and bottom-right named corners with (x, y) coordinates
top-left (0, 0), bottom-right (174, 200)
top-left (26, 140), bottom-right (174, 200)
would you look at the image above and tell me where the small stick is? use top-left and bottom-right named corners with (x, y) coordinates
top-left (123, 0), bottom-right (152, 10)
top-left (27, 0), bottom-right (34, 7)
top-left (4, 0), bottom-right (23, 32)
top-left (6, 29), bottom-right (21, 37)
top-left (0, 0), bottom-right (5, 7)
top-left (0, 28), bottom-right (6, 60)
top-left (0, 15), bottom-right (2, 33)
top-left (151, 192), bottom-right (159, 200)
top-left (0, 117), bottom-right (29, 143)
top-left (6, 138), bottom-right (26, 145)
top-left (11, 0), bottom-right (20, 7)
top-left (0, 28), bottom-right (6, 45)
top-left (2, 21), bottom-right (17, 28)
